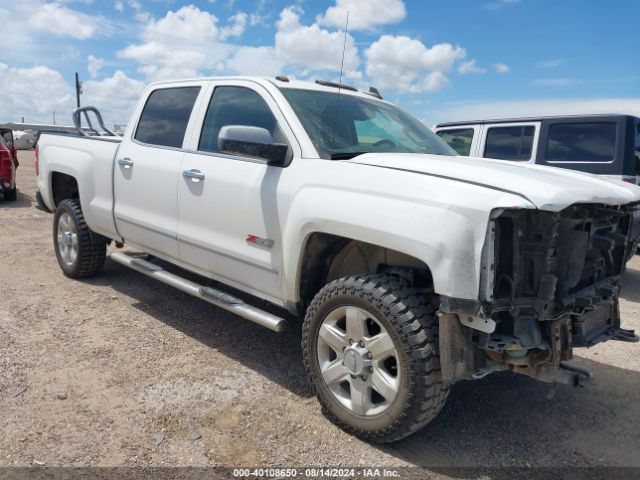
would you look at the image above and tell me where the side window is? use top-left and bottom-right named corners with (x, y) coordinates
top-left (134, 87), bottom-right (201, 148)
top-left (199, 86), bottom-right (287, 157)
top-left (545, 122), bottom-right (616, 162)
top-left (484, 126), bottom-right (534, 161)
top-left (436, 128), bottom-right (474, 156)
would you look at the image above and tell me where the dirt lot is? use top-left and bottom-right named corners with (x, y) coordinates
top-left (2, 151), bottom-right (640, 474)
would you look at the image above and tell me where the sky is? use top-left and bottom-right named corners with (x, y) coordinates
top-left (1, 0), bottom-right (639, 127)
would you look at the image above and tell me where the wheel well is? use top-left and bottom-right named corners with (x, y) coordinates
top-left (51, 172), bottom-right (79, 207)
top-left (298, 233), bottom-right (434, 311)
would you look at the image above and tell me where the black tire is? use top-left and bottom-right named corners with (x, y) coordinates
top-left (53, 198), bottom-right (107, 278)
top-left (302, 274), bottom-right (449, 443)
top-left (4, 188), bottom-right (17, 201)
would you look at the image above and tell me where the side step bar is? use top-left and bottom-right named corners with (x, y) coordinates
top-left (110, 252), bottom-right (288, 333)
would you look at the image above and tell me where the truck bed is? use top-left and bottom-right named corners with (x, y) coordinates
top-left (37, 132), bottom-right (122, 240)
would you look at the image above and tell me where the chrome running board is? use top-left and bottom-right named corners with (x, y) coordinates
top-left (110, 251), bottom-right (288, 333)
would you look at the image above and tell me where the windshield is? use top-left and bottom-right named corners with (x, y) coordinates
top-left (280, 88), bottom-right (456, 160)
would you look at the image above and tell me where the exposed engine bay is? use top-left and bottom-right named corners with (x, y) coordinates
top-left (440, 203), bottom-right (640, 386)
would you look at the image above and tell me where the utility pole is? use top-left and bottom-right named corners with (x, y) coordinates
top-left (53, 109), bottom-right (56, 125)
top-left (75, 72), bottom-right (83, 108)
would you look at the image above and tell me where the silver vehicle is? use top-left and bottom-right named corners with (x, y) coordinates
top-left (435, 114), bottom-right (640, 184)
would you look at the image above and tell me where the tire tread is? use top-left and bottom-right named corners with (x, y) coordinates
top-left (54, 199), bottom-right (106, 278)
top-left (302, 273), bottom-right (450, 443)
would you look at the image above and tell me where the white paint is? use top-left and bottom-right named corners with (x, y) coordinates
top-left (37, 77), bottom-right (640, 314)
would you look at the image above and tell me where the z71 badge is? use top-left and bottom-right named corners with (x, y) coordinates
top-left (246, 234), bottom-right (274, 249)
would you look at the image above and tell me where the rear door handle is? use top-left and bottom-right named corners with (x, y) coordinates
top-left (118, 158), bottom-right (134, 168)
top-left (182, 169), bottom-right (205, 182)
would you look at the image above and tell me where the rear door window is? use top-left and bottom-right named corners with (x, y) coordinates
top-left (135, 87), bottom-right (201, 148)
top-left (484, 126), bottom-right (535, 161)
top-left (544, 122), bottom-right (616, 162)
top-left (436, 128), bottom-right (474, 156)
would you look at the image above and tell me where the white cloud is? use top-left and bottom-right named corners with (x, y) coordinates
top-left (275, 7), bottom-right (360, 73)
top-left (83, 71), bottom-right (145, 124)
top-left (0, 61), bottom-right (145, 127)
top-left (0, 63), bottom-right (74, 123)
top-left (365, 35), bottom-right (465, 92)
top-left (117, 6), bottom-right (241, 81)
top-left (428, 98), bottom-right (640, 125)
top-left (492, 63), bottom-right (510, 73)
top-left (220, 12), bottom-right (247, 40)
top-left (422, 71), bottom-right (449, 92)
top-left (317, 0), bottom-right (406, 31)
top-left (226, 47), bottom-right (286, 76)
top-left (87, 55), bottom-right (104, 78)
top-left (142, 5), bottom-right (219, 42)
top-left (458, 59), bottom-right (486, 74)
top-left (29, 3), bottom-right (106, 40)
top-left (119, 41), bottom-right (216, 81)
top-left (114, 1), bottom-right (124, 13)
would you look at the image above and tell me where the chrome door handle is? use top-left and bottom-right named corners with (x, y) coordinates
top-left (118, 158), bottom-right (134, 168)
top-left (182, 169), bottom-right (205, 182)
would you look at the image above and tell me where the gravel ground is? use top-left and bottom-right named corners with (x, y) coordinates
top-left (1, 151), bottom-right (640, 474)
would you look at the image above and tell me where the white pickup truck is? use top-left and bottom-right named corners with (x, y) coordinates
top-left (37, 76), bottom-right (640, 442)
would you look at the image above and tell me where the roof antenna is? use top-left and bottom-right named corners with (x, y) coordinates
top-left (330, 11), bottom-right (349, 160)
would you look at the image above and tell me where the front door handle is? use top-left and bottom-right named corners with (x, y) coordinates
top-left (182, 169), bottom-right (205, 182)
top-left (118, 158), bottom-right (134, 168)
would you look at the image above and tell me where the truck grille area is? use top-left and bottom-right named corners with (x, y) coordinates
top-left (489, 203), bottom-right (636, 349)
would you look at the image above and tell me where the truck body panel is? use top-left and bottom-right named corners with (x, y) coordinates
top-left (36, 78), bottom-right (640, 423)
top-left (37, 136), bottom-right (121, 239)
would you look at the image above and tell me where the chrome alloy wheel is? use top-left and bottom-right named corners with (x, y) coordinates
top-left (317, 305), bottom-right (401, 416)
top-left (56, 212), bottom-right (78, 267)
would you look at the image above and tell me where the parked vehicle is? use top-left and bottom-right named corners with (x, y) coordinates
top-left (0, 128), bottom-right (18, 201)
top-left (13, 130), bottom-right (37, 150)
top-left (36, 77), bottom-right (640, 442)
top-left (434, 114), bottom-right (640, 183)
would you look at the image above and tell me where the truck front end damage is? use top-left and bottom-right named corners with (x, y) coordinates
top-left (440, 203), bottom-right (640, 387)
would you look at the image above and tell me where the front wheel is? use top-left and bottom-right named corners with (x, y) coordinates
top-left (302, 274), bottom-right (449, 443)
top-left (53, 199), bottom-right (106, 278)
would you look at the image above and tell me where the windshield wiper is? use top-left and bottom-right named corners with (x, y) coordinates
top-left (330, 151), bottom-right (370, 160)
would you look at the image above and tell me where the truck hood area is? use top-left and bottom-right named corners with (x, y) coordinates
top-left (347, 153), bottom-right (640, 212)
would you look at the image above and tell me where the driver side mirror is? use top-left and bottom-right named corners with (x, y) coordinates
top-left (218, 125), bottom-right (289, 167)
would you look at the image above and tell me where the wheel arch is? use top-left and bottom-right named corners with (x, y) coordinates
top-left (50, 171), bottom-right (80, 208)
top-left (295, 232), bottom-right (435, 313)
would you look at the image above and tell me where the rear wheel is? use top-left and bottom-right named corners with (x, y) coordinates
top-left (302, 274), bottom-right (448, 443)
top-left (53, 199), bottom-right (107, 278)
top-left (4, 188), bottom-right (17, 201)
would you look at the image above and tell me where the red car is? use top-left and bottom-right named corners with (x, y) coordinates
top-left (0, 128), bottom-right (18, 201)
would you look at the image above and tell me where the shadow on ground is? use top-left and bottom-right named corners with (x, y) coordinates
top-left (621, 266), bottom-right (640, 303)
top-left (87, 257), bottom-right (312, 398)
top-left (88, 257), bottom-right (640, 472)
top-left (380, 360), bottom-right (640, 473)
top-left (0, 189), bottom-right (32, 209)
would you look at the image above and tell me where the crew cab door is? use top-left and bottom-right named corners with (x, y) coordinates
top-left (113, 84), bottom-right (204, 258)
top-left (177, 80), bottom-right (298, 301)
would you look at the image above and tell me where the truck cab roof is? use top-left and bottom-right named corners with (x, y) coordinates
top-left (144, 76), bottom-right (386, 102)
top-left (436, 113), bottom-right (639, 128)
